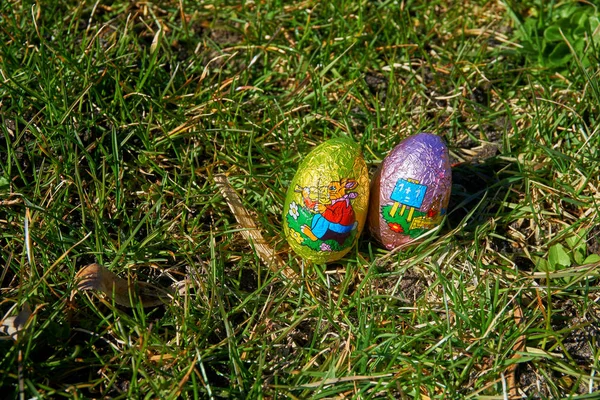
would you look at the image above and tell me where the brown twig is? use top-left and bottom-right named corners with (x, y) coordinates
top-left (214, 174), bottom-right (297, 280)
top-left (0, 198), bottom-right (22, 206)
top-left (507, 303), bottom-right (525, 398)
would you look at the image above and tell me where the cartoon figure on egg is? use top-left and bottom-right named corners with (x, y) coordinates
top-left (295, 178), bottom-right (359, 249)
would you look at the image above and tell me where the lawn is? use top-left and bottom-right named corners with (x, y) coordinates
top-left (1, 0), bottom-right (600, 398)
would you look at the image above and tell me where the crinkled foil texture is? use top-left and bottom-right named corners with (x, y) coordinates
top-left (368, 133), bottom-right (452, 250)
top-left (283, 138), bottom-right (369, 263)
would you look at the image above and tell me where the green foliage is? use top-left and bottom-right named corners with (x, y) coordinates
top-left (381, 204), bottom-right (428, 238)
top-left (512, 2), bottom-right (600, 68)
top-left (549, 242), bottom-right (571, 269)
top-left (535, 231), bottom-right (600, 274)
top-left (1, 0), bottom-right (600, 397)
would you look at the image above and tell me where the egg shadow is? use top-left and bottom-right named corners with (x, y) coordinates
top-left (356, 154), bottom-right (533, 271)
top-left (447, 157), bottom-right (510, 231)
top-left (447, 157), bottom-right (534, 268)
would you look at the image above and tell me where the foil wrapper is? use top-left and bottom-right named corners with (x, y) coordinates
top-left (368, 133), bottom-right (452, 250)
top-left (283, 138), bottom-right (369, 263)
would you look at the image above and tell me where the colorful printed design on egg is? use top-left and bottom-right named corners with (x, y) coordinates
top-left (285, 178), bottom-right (359, 253)
top-left (380, 177), bottom-right (446, 237)
top-left (368, 132), bottom-right (452, 249)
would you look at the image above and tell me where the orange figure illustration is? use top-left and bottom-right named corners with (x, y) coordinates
top-left (296, 178), bottom-right (359, 245)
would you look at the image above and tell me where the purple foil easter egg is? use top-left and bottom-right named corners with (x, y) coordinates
top-left (368, 133), bottom-right (452, 250)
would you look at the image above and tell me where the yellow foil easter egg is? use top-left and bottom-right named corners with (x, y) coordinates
top-left (283, 138), bottom-right (369, 263)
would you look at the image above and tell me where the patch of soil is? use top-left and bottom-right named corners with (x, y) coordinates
top-left (518, 362), bottom-right (551, 398)
top-left (399, 268), bottom-right (426, 302)
top-left (364, 73), bottom-right (388, 100)
top-left (587, 226), bottom-right (600, 256)
top-left (469, 85), bottom-right (490, 107)
top-left (489, 236), bottom-right (516, 255)
top-left (513, 255), bottom-right (536, 271)
top-left (239, 268), bottom-right (258, 292)
top-left (552, 300), bottom-right (600, 364)
top-left (513, 299), bottom-right (600, 395)
top-left (210, 28), bottom-right (243, 46)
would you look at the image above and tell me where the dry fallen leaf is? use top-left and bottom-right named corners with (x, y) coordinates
top-left (0, 303), bottom-right (32, 341)
top-left (507, 303), bottom-right (525, 399)
top-left (72, 263), bottom-right (173, 307)
top-left (214, 174), bottom-right (296, 279)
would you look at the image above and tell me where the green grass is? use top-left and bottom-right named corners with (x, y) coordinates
top-left (1, 0), bottom-right (600, 398)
